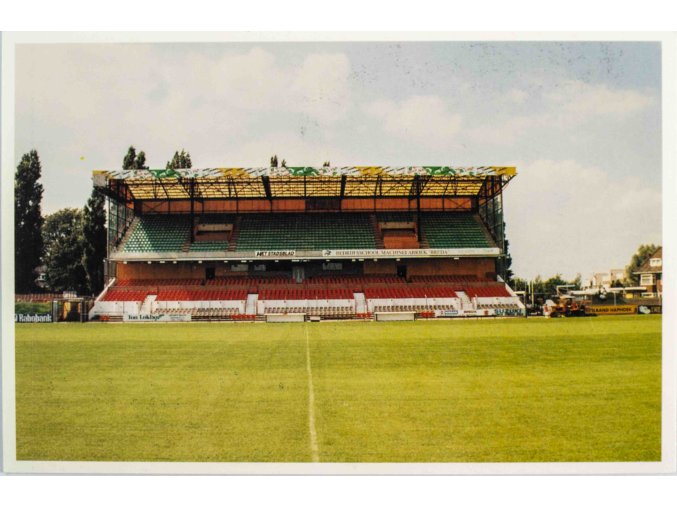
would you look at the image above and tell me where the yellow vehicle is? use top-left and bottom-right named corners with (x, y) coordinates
top-left (543, 295), bottom-right (588, 318)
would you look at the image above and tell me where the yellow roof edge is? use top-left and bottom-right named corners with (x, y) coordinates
top-left (491, 166), bottom-right (517, 176)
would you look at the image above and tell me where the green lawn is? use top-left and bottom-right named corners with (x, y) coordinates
top-left (15, 316), bottom-right (661, 462)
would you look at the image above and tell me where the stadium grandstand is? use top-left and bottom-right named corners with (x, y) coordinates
top-left (89, 166), bottom-right (524, 322)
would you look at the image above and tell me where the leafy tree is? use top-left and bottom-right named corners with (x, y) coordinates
top-left (42, 208), bottom-right (88, 294)
top-left (625, 244), bottom-right (660, 285)
top-left (15, 150), bottom-right (44, 292)
top-left (136, 150), bottom-right (147, 170)
top-left (322, 160), bottom-right (331, 167)
top-left (82, 188), bottom-right (107, 295)
top-left (510, 277), bottom-right (529, 292)
top-left (270, 155), bottom-right (278, 168)
top-left (166, 149), bottom-right (192, 169)
top-left (531, 275), bottom-right (544, 295)
top-left (281, 158), bottom-right (287, 168)
top-left (502, 235), bottom-right (514, 284)
top-left (123, 146), bottom-right (136, 169)
top-left (123, 145), bottom-right (148, 170)
top-left (542, 274), bottom-right (569, 296)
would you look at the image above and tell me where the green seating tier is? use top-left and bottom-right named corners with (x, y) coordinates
top-left (421, 213), bottom-right (492, 248)
top-left (236, 213), bottom-right (376, 251)
top-left (120, 212), bottom-right (492, 253)
top-left (122, 215), bottom-right (191, 253)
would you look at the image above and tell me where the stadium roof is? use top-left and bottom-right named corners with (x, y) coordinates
top-left (94, 166), bottom-right (516, 201)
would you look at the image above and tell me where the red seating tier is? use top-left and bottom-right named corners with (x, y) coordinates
top-left (304, 275), bottom-right (405, 285)
top-left (155, 289), bottom-right (248, 301)
top-left (363, 286), bottom-right (457, 299)
top-left (464, 285), bottom-right (511, 298)
top-left (101, 288), bottom-right (150, 302)
top-left (409, 275), bottom-right (480, 284)
top-left (258, 288), bottom-right (354, 300)
top-left (116, 278), bottom-right (202, 287)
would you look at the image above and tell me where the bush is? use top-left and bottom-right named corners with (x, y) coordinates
top-left (15, 301), bottom-right (52, 314)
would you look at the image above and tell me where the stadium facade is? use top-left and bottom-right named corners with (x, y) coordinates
top-left (89, 166), bottom-right (524, 321)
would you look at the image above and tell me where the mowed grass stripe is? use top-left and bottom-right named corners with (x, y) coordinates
top-left (16, 323), bottom-right (309, 462)
top-left (304, 325), bottom-right (320, 462)
top-left (308, 317), bottom-right (661, 462)
top-left (15, 316), bottom-right (661, 462)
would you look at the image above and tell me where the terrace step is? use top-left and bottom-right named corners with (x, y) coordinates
top-left (354, 292), bottom-right (367, 314)
top-left (369, 214), bottom-right (385, 249)
top-left (227, 216), bottom-right (242, 252)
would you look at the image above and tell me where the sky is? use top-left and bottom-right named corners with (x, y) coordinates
top-left (14, 41), bottom-right (662, 280)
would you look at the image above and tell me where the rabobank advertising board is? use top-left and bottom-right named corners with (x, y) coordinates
top-left (15, 313), bottom-right (53, 323)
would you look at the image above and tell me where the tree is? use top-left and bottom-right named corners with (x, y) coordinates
top-left (15, 150), bottom-right (44, 292)
top-left (625, 244), bottom-right (660, 285)
top-left (82, 188), bottom-right (107, 295)
top-left (542, 274), bottom-right (568, 296)
top-left (322, 160), bottom-right (331, 167)
top-left (166, 149), bottom-right (192, 169)
top-left (42, 208), bottom-right (88, 294)
top-left (281, 158), bottom-right (287, 168)
top-left (135, 150), bottom-right (147, 170)
top-left (502, 237), bottom-right (514, 284)
top-left (270, 155), bottom-right (278, 168)
top-left (510, 277), bottom-right (529, 292)
top-left (123, 145), bottom-right (148, 170)
top-left (531, 275), bottom-right (544, 301)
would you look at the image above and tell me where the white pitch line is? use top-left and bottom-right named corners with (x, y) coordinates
top-left (304, 325), bottom-right (320, 463)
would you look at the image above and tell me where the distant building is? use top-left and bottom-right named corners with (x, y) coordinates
top-left (586, 268), bottom-right (625, 289)
top-left (633, 247), bottom-right (662, 298)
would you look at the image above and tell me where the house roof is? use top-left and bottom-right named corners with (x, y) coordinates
top-left (634, 247), bottom-right (662, 274)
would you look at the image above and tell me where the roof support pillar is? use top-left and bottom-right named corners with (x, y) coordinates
top-left (262, 176), bottom-right (273, 201)
top-left (414, 175), bottom-right (422, 242)
top-left (339, 175), bottom-right (347, 211)
top-left (189, 179), bottom-right (195, 243)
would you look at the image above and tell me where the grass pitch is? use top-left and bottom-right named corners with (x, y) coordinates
top-left (15, 316), bottom-right (661, 462)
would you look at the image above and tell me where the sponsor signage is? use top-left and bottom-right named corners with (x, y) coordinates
top-left (15, 313), bottom-right (53, 323)
top-left (638, 305), bottom-right (662, 315)
top-left (586, 305), bottom-right (636, 315)
top-left (435, 309), bottom-right (459, 317)
top-left (322, 248), bottom-right (500, 258)
top-left (494, 308), bottom-right (524, 317)
top-left (112, 247), bottom-right (500, 262)
top-left (255, 250), bottom-right (296, 258)
top-left (123, 314), bottom-right (192, 322)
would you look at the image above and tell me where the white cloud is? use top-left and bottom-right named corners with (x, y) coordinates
top-left (365, 95), bottom-right (462, 149)
top-left (466, 79), bottom-right (656, 146)
top-left (233, 131), bottom-right (348, 167)
top-left (504, 159), bottom-right (661, 280)
top-left (466, 115), bottom-right (546, 146)
top-left (292, 53), bottom-right (352, 123)
top-left (544, 79), bottom-right (655, 118)
top-left (154, 49), bottom-right (352, 124)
